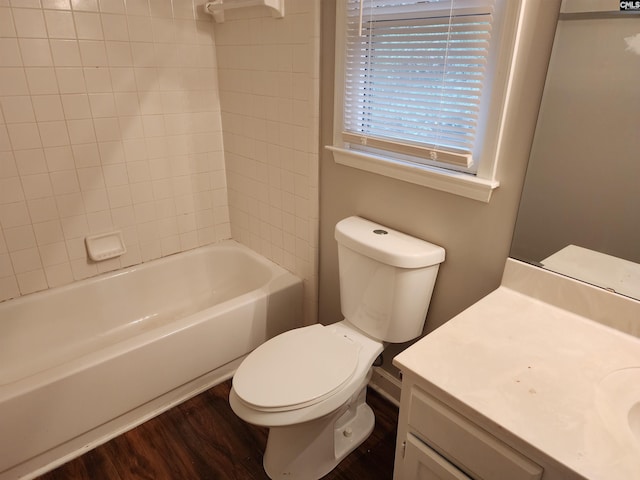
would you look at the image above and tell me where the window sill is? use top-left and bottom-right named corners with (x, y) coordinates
top-left (326, 146), bottom-right (499, 203)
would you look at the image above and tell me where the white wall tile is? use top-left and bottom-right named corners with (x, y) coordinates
top-left (172, 0), bottom-right (193, 20)
top-left (42, 0), bottom-right (71, 10)
top-left (38, 240), bottom-right (68, 265)
top-left (27, 196), bottom-right (59, 222)
top-left (54, 192), bottom-right (83, 216)
top-left (97, 140), bottom-right (124, 163)
top-left (4, 225), bottom-right (37, 255)
top-left (61, 93), bottom-right (91, 118)
top-left (127, 15), bottom-right (152, 42)
top-left (110, 204), bottom-right (133, 226)
top-left (86, 208), bottom-right (112, 231)
top-left (50, 169), bottom-right (80, 194)
top-left (0, 201), bottom-right (30, 227)
top-left (16, 268), bottom-right (48, 294)
top-left (32, 95), bottom-right (65, 122)
top-left (7, 122), bottom-right (41, 149)
top-left (73, 12), bottom-right (103, 39)
top-left (106, 183), bottom-right (130, 208)
top-left (50, 39), bottom-right (83, 66)
top-left (0, 38), bottom-right (23, 66)
top-left (33, 219), bottom-right (64, 244)
top-left (69, 257), bottom-right (97, 280)
top-left (55, 67), bottom-right (85, 93)
top-left (101, 13), bottom-right (128, 41)
top-left (60, 213), bottom-right (89, 238)
top-left (101, 162), bottom-right (126, 185)
top-left (44, 262), bottom-right (73, 287)
top-left (70, 0), bottom-right (98, 12)
top-left (38, 120), bottom-right (70, 146)
top-left (64, 236), bottom-right (85, 259)
top-left (66, 117), bottom-right (95, 143)
top-left (83, 65), bottom-right (112, 91)
top-left (44, 10), bottom-right (76, 39)
top-left (0, 253), bottom-right (14, 277)
top-left (89, 93), bottom-right (117, 118)
top-left (12, 8), bottom-right (47, 38)
top-left (0, 7), bottom-right (17, 37)
top-left (151, 17), bottom-right (174, 43)
top-left (21, 172), bottom-right (53, 198)
top-left (0, 276), bottom-right (20, 301)
top-left (1, 96), bottom-right (35, 122)
top-left (98, 0), bottom-right (123, 14)
top-left (149, 0), bottom-right (170, 18)
top-left (72, 142), bottom-right (99, 166)
top-left (10, 246), bottom-right (41, 272)
top-left (0, 68), bottom-right (29, 95)
top-left (25, 67), bottom-right (59, 94)
top-left (14, 148), bottom-right (47, 174)
top-left (80, 188), bottom-right (107, 211)
top-left (78, 40), bottom-right (108, 66)
top-left (109, 67), bottom-right (136, 93)
top-left (124, 0), bottom-right (148, 16)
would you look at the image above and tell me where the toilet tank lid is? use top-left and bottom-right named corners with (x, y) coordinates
top-left (335, 216), bottom-right (445, 268)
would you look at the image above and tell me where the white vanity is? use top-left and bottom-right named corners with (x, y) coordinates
top-left (393, 259), bottom-right (640, 480)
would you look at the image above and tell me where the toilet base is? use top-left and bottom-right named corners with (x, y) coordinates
top-left (263, 385), bottom-right (374, 480)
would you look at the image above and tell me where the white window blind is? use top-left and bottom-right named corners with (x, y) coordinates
top-left (342, 0), bottom-right (496, 170)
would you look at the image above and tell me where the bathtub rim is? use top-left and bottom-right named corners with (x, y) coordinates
top-left (0, 239), bottom-right (280, 310)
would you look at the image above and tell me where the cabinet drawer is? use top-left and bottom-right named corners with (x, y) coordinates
top-left (408, 389), bottom-right (543, 480)
top-left (403, 433), bottom-right (472, 480)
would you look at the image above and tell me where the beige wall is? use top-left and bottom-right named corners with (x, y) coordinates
top-left (212, 0), bottom-right (320, 324)
top-left (319, 1), bottom-right (561, 372)
top-left (0, 0), bottom-right (228, 301)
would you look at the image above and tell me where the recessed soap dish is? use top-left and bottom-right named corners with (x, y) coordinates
top-left (85, 231), bottom-right (126, 262)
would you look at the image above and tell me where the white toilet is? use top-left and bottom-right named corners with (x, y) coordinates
top-left (229, 216), bottom-right (445, 479)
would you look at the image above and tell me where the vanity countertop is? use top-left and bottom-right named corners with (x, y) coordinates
top-left (395, 260), bottom-right (640, 480)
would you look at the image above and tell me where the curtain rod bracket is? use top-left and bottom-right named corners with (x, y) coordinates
top-left (204, 0), bottom-right (285, 23)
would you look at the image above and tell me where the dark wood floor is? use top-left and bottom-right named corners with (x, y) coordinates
top-left (37, 380), bottom-right (399, 480)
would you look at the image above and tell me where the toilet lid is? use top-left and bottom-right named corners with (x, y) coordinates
top-left (233, 324), bottom-right (360, 411)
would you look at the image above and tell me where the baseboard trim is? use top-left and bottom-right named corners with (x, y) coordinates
top-left (368, 366), bottom-right (402, 407)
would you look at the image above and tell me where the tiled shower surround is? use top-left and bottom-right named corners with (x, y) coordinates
top-left (0, 0), bottom-right (320, 323)
top-left (214, 1), bottom-right (320, 323)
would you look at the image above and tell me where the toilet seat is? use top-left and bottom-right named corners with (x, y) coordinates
top-left (233, 324), bottom-right (360, 412)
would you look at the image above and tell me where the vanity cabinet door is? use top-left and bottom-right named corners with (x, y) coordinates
top-left (408, 389), bottom-right (543, 480)
top-left (400, 433), bottom-right (471, 480)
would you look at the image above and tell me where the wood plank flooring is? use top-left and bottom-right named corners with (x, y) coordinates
top-left (37, 380), bottom-right (399, 480)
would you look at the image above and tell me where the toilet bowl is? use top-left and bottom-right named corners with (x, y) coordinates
top-left (229, 216), bottom-right (445, 479)
top-left (230, 320), bottom-right (384, 479)
top-left (230, 321), bottom-right (383, 427)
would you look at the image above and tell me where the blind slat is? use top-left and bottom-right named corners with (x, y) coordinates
top-left (344, 84), bottom-right (484, 96)
top-left (345, 117), bottom-right (478, 139)
top-left (345, 111), bottom-right (479, 130)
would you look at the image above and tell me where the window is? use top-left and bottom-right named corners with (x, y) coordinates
top-left (330, 0), bottom-right (520, 201)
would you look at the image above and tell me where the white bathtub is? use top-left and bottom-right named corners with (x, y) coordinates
top-left (0, 240), bottom-right (303, 480)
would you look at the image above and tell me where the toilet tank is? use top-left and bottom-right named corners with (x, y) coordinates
top-left (335, 217), bottom-right (445, 343)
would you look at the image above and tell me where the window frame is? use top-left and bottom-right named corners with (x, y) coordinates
top-left (329, 0), bottom-right (524, 202)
